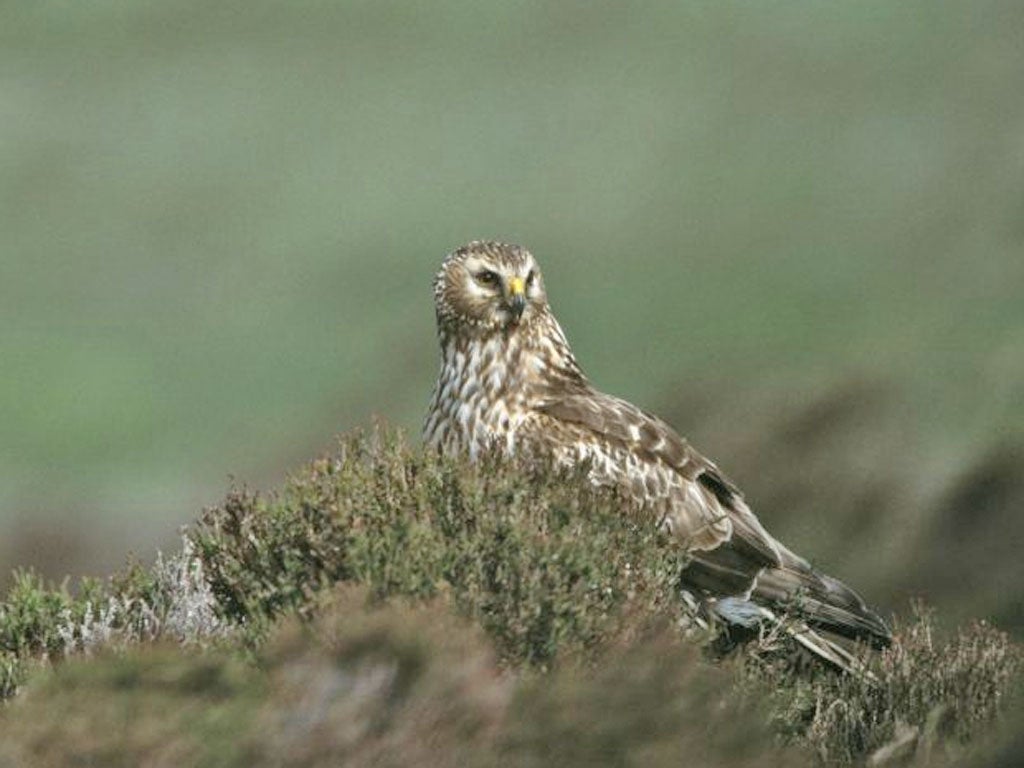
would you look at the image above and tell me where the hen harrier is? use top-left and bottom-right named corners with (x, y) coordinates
top-left (424, 240), bottom-right (891, 665)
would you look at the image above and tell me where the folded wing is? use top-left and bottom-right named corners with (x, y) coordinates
top-left (535, 388), bottom-right (890, 648)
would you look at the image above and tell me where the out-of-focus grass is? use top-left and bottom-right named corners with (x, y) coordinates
top-left (0, 588), bottom-right (794, 768)
top-left (2, 0), bottom-right (1022, 583)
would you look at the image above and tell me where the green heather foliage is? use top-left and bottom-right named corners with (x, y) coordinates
top-left (0, 571), bottom-right (100, 697)
top-left (191, 428), bottom-right (687, 667)
top-left (0, 543), bottom-right (226, 701)
top-left (743, 605), bottom-right (1020, 764)
top-left (0, 426), bottom-right (1018, 766)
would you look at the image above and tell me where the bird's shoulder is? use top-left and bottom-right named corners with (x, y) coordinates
top-left (535, 386), bottom-right (740, 497)
top-left (532, 385), bottom-right (785, 565)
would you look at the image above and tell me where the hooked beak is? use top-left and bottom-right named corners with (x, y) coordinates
top-left (506, 276), bottom-right (526, 322)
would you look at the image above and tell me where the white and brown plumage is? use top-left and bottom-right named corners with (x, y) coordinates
top-left (424, 240), bottom-right (891, 659)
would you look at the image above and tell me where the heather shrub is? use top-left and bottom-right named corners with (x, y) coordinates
top-left (191, 428), bottom-right (688, 668)
top-left (743, 604), bottom-right (1020, 765)
top-left (0, 425), bottom-right (1018, 766)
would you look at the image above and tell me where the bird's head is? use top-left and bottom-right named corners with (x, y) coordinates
top-left (433, 240), bottom-right (547, 333)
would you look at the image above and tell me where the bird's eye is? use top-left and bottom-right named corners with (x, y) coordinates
top-left (526, 269), bottom-right (536, 286)
top-left (474, 270), bottom-right (500, 287)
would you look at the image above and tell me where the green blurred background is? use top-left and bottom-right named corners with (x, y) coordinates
top-left (2, 1), bottom-right (1022, 631)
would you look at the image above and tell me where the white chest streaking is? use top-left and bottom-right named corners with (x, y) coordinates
top-left (424, 331), bottom-right (541, 458)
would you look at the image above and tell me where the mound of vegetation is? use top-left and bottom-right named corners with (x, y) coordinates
top-left (0, 426), bottom-right (1018, 767)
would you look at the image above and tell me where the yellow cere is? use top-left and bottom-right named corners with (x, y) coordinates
top-left (508, 277), bottom-right (525, 295)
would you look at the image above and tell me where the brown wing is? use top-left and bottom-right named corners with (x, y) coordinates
top-left (535, 389), bottom-right (784, 590)
top-left (535, 388), bottom-right (891, 647)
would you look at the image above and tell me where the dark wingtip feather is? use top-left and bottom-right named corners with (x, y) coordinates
top-left (751, 564), bottom-right (892, 649)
